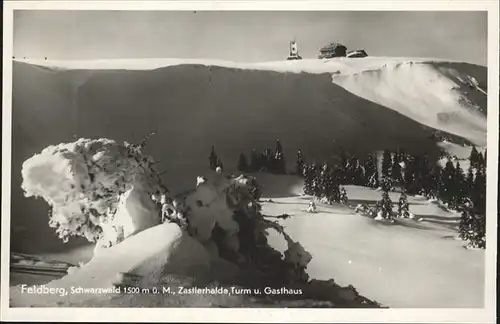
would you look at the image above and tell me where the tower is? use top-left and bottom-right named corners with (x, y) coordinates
top-left (287, 40), bottom-right (302, 60)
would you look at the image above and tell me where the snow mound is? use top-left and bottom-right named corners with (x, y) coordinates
top-left (331, 61), bottom-right (486, 146)
top-left (10, 222), bottom-right (211, 307)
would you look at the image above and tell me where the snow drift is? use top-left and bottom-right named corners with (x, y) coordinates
top-left (10, 221), bottom-right (212, 307)
top-left (10, 57), bottom-right (486, 255)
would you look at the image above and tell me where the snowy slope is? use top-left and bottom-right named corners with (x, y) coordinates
top-left (262, 184), bottom-right (485, 308)
top-left (15, 56), bottom-right (487, 146)
top-left (10, 57), bottom-right (486, 256)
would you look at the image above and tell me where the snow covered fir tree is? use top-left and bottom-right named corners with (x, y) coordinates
top-left (294, 145), bottom-right (487, 249)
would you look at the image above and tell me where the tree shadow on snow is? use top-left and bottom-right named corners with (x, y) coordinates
top-left (347, 198), bottom-right (424, 207)
top-left (372, 218), bottom-right (434, 231)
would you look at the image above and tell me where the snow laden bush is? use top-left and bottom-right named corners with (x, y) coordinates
top-left (458, 198), bottom-right (486, 249)
top-left (174, 173), bottom-right (313, 284)
top-left (397, 192), bottom-right (410, 218)
top-left (21, 136), bottom-right (172, 247)
top-left (376, 191), bottom-right (394, 221)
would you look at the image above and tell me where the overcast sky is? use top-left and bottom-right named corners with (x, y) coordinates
top-left (13, 11), bottom-right (487, 65)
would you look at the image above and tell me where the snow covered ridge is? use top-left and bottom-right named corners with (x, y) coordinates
top-left (15, 56), bottom-right (480, 73)
top-left (331, 60), bottom-right (487, 146)
top-left (15, 57), bottom-right (487, 146)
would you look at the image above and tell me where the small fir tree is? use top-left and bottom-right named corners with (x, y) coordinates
top-left (453, 161), bottom-right (466, 207)
top-left (469, 146), bottom-right (480, 169)
top-left (381, 150), bottom-right (392, 180)
top-left (312, 163), bottom-right (322, 198)
top-left (325, 169), bottom-right (340, 204)
top-left (339, 148), bottom-right (349, 184)
top-left (392, 151), bottom-right (402, 185)
top-left (339, 186), bottom-right (348, 204)
top-left (397, 192), bottom-right (410, 218)
top-left (296, 149), bottom-right (305, 177)
top-left (303, 164), bottom-right (315, 196)
top-left (472, 167), bottom-right (486, 216)
top-left (363, 154), bottom-right (377, 187)
top-left (274, 139), bottom-right (286, 174)
top-left (380, 176), bottom-right (394, 192)
top-left (318, 162), bottom-right (330, 198)
top-left (458, 198), bottom-right (475, 241)
top-left (378, 191), bottom-right (393, 220)
top-left (439, 158), bottom-right (456, 205)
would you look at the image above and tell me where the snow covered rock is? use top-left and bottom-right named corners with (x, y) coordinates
top-left (307, 200), bottom-right (317, 213)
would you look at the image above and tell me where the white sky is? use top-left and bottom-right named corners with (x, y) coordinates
top-left (13, 11), bottom-right (487, 65)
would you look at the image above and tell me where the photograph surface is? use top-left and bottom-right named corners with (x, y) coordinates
top-left (2, 2), bottom-right (497, 323)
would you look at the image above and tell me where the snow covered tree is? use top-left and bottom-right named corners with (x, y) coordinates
top-left (318, 162), bottom-right (330, 198)
top-left (377, 191), bottom-right (393, 220)
top-left (363, 154), bottom-right (377, 187)
top-left (21, 137), bottom-right (170, 247)
top-left (324, 169), bottom-right (341, 204)
top-left (307, 200), bottom-right (317, 213)
top-left (419, 154), bottom-right (434, 197)
top-left (312, 163), bottom-right (322, 198)
top-left (368, 173), bottom-right (379, 189)
top-left (465, 165), bottom-right (474, 194)
top-left (380, 176), bottom-right (394, 192)
top-left (458, 198), bottom-right (485, 249)
top-left (470, 210), bottom-right (486, 249)
top-left (472, 167), bottom-right (486, 216)
top-left (339, 148), bottom-right (349, 184)
top-left (397, 192), bottom-right (410, 218)
top-left (439, 158), bottom-right (456, 206)
top-left (351, 157), bottom-right (364, 185)
top-left (458, 198), bottom-right (475, 241)
top-left (237, 153), bottom-right (249, 172)
top-left (339, 186), bottom-right (348, 204)
top-left (247, 176), bottom-right (263, 201)
top-left (303, 164), bottom-right (315, 196)
top-left (412, 155), bottom-right (425, 195)
top-left (426, 164), bottom-right (441, 199)
top-left (209, 145), bottom-right (218, 171)
top-left (296, 149), bottom-right (305, 177)
top-left (469, 146), bottom-right (480, 169)
top-left (273, 139), bottom-right (286, 174)
top-left (381, 150), bottom-right (392, 180)
top-left (476, 151), bottom-right (485, 172)
top-left (453, 161), bottom-right (466, 207)
top-left (391, 151), bottom-right (403, 185)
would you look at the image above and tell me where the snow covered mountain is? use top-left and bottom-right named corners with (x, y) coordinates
top-left (10, 57), bottom-right (487, 255)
